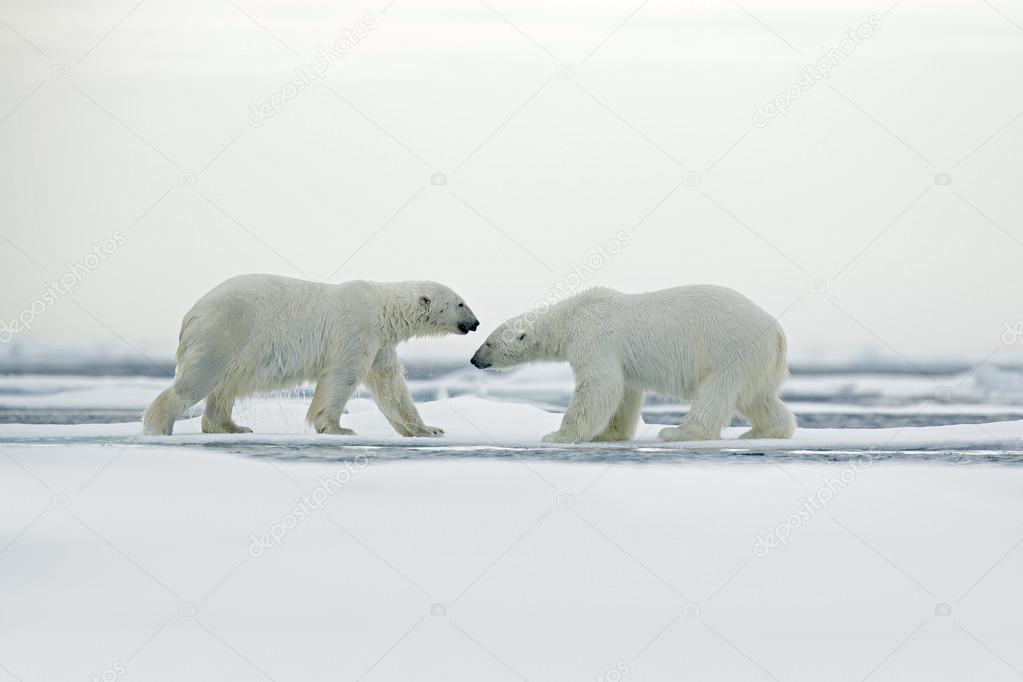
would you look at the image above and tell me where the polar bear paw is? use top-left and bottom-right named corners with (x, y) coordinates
top-left (202, 420), bottom-right (253, 434)
top-left (739, 427), bottom-right (791, 439)
top-left (316, 424), bottom-right (356, 435)
top-left (658, 425), bottom-right (717, 442)
top-left (408, 424), bottom-right (444, 437)
top-left (592, 431), bottom-right (629, 442)
top-left (542, 430), bottom-right (579, 444)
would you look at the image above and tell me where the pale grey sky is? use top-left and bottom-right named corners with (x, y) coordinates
top-left (1, 0), bottom-right (1021, 364)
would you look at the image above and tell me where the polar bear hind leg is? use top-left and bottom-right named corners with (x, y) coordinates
top-left (202, 383), bottom-right (252, 434)
top-left (659, 372), bottom-right (738, 441)
top-left (738, 393), bottom-right (795, 439)
top-left (143, 387), bottom-right (188, 436)
top-left (143, 344), bottom-right (231, 435)
top-left (592, 388), bottom-right (644, 442)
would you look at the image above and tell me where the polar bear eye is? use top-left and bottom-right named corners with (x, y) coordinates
top-left (457, 303), bottom-right (464, 308)
top-left (517, 332), bottom-right (526, 341)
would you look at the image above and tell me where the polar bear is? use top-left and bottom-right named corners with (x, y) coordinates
top-left (470, 285), bottom-right (795, 443)
top-left (143, 275), bottom-right (479, 436)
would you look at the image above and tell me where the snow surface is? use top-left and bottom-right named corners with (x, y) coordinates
top-left (2, 442), bottom-right (1023, 681)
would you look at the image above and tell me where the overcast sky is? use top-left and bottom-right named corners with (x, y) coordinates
top-left (1, 0), bottom-right (1021, 364)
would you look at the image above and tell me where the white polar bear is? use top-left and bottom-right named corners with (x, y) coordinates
top-left (470, 285), bottom-right (795, 443)
top-left (143, 275), bottom-right (479, 436)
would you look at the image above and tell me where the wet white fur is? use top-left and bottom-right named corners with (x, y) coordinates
top-left (143, 274), bottom-right (478, 436)
top-left (472, 285), bottom-right (795, 443)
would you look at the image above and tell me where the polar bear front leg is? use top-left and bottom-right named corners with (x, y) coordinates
top-left (307, 367), bottom-right (363, 435)
top-left (543, 369), bottom-right (624, 444)
top-left (592, 389), bottom-right (643, 442)
top-left (366, 348), bottom-right (443, 437)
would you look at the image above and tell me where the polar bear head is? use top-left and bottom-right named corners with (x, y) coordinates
top-left (414, 282), bottom-right (480, 336)
top-left (469, 316), bottom-right (546, 369)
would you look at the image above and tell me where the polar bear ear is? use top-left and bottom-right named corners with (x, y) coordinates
top-left (419, 295), bottom-right (431, 306)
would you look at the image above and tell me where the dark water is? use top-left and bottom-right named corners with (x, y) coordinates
top-left (7, 436), bottom-right (1022, 465)
top-left (0, 408), bottom-right (143, 424)
top-left (207, 442), bottom-right (1023, 465)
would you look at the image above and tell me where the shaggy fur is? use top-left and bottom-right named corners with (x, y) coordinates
top-left (470, 285), bottom-right (795, 443)
top-left (143, 275), bottom-right (478, 436)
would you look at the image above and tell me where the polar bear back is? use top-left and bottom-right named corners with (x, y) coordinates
top-left (174, 275), bottom-right (379, 390)
top-left (560, 285), bottom-right (787, 396)
top-left (180, 275), bottom-right (376, 354)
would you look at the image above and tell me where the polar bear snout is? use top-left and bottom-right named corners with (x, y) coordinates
top-left (453, 299), bottom-right (479, 334)
top-left (422, 283), bottom-right (478, 335)
top-left (469, 350), bottom-right (489, 368)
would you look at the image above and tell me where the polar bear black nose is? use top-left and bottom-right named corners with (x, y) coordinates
top-left (469, 320), bottom-right (479, 332)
